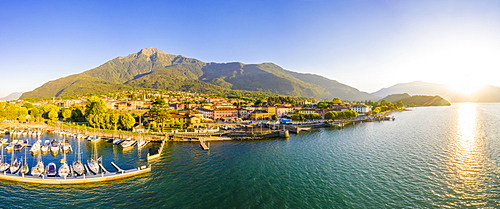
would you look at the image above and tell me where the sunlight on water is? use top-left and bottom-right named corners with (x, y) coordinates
top-left (445, 103), bottom-right (489, 207)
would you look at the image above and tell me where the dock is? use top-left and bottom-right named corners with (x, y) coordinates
top-left (0, 165), bottom-right (151, 185)
top-left (200, 139), bottom-right (209, 151)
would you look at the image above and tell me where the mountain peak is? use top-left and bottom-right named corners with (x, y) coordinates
top-left (137, 47), bottom-right (164, 56)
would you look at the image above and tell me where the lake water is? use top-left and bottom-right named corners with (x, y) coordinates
top-left (1, 103), bottom-right (500, 208)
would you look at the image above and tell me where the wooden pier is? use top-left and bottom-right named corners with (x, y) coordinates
top-left (200, 139), bottom-right (209, 151)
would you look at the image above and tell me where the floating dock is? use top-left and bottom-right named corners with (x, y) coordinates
top-left (0, 165), bottom-right (151, 185)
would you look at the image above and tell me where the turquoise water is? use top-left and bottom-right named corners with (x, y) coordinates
top-left (2, 103), bottom-right (500, 208)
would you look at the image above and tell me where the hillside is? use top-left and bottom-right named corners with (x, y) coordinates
top-left (372, 81), bottom-right (500, 103)
top-left (21, 47), bottom-right (379, 101)
top-left (382, 93), bottom-right (451, 106)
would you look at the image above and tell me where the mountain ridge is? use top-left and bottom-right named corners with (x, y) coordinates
top-left (21, 47), bottom-right (379, 101)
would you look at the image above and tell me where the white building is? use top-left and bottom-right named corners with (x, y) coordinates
top-left (351, 104), bottom-right (372, 115)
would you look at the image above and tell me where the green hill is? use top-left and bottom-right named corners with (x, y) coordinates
top-left (21, 47), bottom-right (379, 101)
top-left (382, 93), bottom-right (451, 106)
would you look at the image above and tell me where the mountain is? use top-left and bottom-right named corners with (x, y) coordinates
top-left (382, 93), bottom-right (450, 106)
top-left (0, 92), bottom-right (23, 101)
top-left (21, 47), bottom-right (379, 101)
top-left (372, 81), bottom-right (500, 103)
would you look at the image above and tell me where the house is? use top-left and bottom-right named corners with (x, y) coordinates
top-left (351, 104), bottom-right (372, 115)
top-left (213, 107), bottom-right (238, 121)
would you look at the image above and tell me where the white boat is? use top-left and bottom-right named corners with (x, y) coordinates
top-left (58, 162), bottom-right (70, 177)
top-left (113, 138), bottom-right (125, 145)
top-left (46, 163), bottom-right (57, 177)
top-left (9, 159), bottom-right (21, 174)
top-left (31, 160), bottom-right (44, 176)
top-left (41, 140), bottom-right (50, 153)
top-left (87, 159), bottom-right (99, 174)
top-left (121, 140), bottom-right (137, 148)
top-left (0, 138), bottom-right (8, 145)
top-left (0, 145), bottom-right (9, 172)
top-left (137, 140), bottom-right (149, 148)
top-left (50, 139), bottom-right (59, 155)
top-left (30, 140), bottom-right (42, 154)
top-left (73, 137), bottom-right (84, 176)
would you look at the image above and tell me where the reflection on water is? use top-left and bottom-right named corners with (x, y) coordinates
top-left (444, 103), bottom-right (489, 207)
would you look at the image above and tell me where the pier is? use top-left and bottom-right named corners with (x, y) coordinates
top-left (199, 139), bottom-right (209, 151)
top-left (0, 165), bottom-right (151, 185)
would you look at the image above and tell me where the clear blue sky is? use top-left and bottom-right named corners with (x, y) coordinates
top-left (2, 0), bottom-right (500, 98)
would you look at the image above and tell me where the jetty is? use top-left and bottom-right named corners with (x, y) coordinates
top-left (0, 165), bottom-right (151, 185)
top-left (199, 139), bottom-right (209, 151)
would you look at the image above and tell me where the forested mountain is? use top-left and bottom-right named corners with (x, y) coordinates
top-left (21, 47), bottom-right (379, 101)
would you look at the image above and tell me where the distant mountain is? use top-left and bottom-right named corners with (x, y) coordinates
top-left (0, 92), bottom-right (23, 101)
top-left (382, 93), bottom-right (450, 106)
top-left (21, 47), bottom-right (379, 101)
top-left (372, 81), bottom-right (500, 103)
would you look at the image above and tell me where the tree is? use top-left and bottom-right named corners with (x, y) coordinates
top-left (324, 111), bottom-right (338, 120)
top-left (48, 110), bottom-right (59, 121)
top-left (396, 101), bottom-right (405, 109)
top-left (18, 107), bottom-right (28, 123)
top-left (332, 97), bottom-right (343, 104)
top-left (62, 108), bottom-right (72, 122)
top-left (291, 113), bottom-right (306, 121)
top-left (110, 114), bottom-right (120, 131)
top-left (120, 114), bottom-right (136, 130)
top-left (84, 96), bottom-right (108, 118)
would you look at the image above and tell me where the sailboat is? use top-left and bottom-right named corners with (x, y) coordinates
top-left (58, 155), bottom-right (70, 177)
top-left (87, 135), bottom-right (100, 174)
top-left (72, 137), bottom-right (84, 176)
top-left (20, 148), bottom-right (29, 175)
top-left (31, 160), bottom-right (44, 176)
top-left (9, 158), bottom-right (21, 174)
top-left (0, 143), bottom-right (9, 172)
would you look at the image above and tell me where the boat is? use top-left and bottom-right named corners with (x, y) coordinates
top-left (41, 140), bottom-right (50, 154)
top-left (121, 139), bottom-right (137, 148)
top-left (72, 137), bottom-right (84, 176)
top-left (87, 158), bottom-right (99, 174)
top-left (9, 158), bottom-right (21, 174)
top-left (0, 138), bottom-right (8, 145)
top-left (0, 144), bottom-right (9, 172)
top-left (30, 139), bottom-right (41, 154)
top-left (46, 163), bottom-right (57, 177)
top-left (31, 160), bottom-right (44, 176)
top-left (58, 157), bottom-right (70, 178)
top-left (20, 148), bottom-right (29, 175)
top-left (137, 140), bottom-right (149, 148)
top-left (50, 139), bottom-right (59, 155)
top-left (113, 137), bottom-right (125, 145)
top-left (13, 143), bottom-right (23, 151)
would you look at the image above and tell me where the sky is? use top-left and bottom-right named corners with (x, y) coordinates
top-left (2, 0), bottom-right (500, 98)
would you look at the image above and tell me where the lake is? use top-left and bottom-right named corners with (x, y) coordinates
top-left (1, 103), bottom-right (500, 208)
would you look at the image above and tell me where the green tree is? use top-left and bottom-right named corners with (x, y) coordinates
top-left (110, 114), bottom-right (120, 131)
top-left (291, 113), bottom-right (306, 121)
top-left (62, 108), bottom-right (72, 122)
top-left (120, 113), bottom-right (136, 130)
top-left (332, 97), bottom-right (343, 104)
top-left (18, 107), bottom-right (28, 122)
top-left (324, 111), bottom-right (338, 120)
top-left (48, 110), bottom-right (59, 121)
top-left (396, 101), bottom-right (405, 109)
top-left (84, 96), bottom-right (108, 118)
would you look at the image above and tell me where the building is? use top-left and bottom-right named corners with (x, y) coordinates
top-left (351, 104), bottom-right (372, 115)
top-left (213, 107), bottom-right (238, 121)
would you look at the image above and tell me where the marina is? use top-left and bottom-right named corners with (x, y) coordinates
top-left (0, 127), bottom-right (155, 184)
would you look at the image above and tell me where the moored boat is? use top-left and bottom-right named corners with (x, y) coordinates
top-left (121, 139), bottom-right (137, 148)
top-left (46, 163), bottom-right (57, 177)
top-left (9, 159), bottom-right (21, 174)
top-left (87, 159), bottom-right (99, 174)
top-left (31, 160), bottom-right (44, 176)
